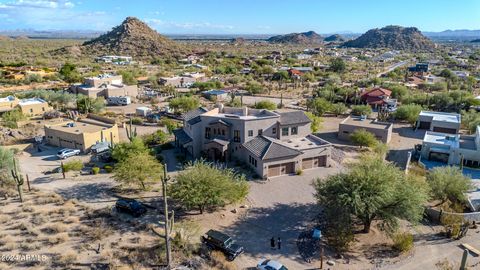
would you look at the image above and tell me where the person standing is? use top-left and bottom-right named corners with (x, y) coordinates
top-left (277, 237), bottom-right (282, 250)
top-left (270, 237), bottom-right (276, 249)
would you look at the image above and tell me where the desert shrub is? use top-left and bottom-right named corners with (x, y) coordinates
top-left (392, 232), bottom-right (414, 252)
top-left (22, 203), bottom-right (35, 212)
top-left (62, 160), bottom-right (83, 172)
top-left (103, 165), bottom-right (113, 173)
top-left (31, 214), bottom-right (48, 226)
top-left (2, 108), bottom-right (26, 128)
top-left (36, 193), bottom-right (64, 205)
top-left (131, 117), bottom-right (143, 125)
top-left (43, 223), bottom-right (67, 234)
top-left (296, 169), bottom-right (303, 175)
top-left (20, 241), bottom-right (41, 251)
top-left (47, 233), bottom-right (69, 245)
top-left (56, 251), bottom-right (77, 266)
top-left (209, 251), bottom-right (237, 270)
top-left (0, 234), bottom-right (14, 247)
top-left (92, 167), bottom-right (100, 175)
top-left (351, 105), bottom-right (372, 116)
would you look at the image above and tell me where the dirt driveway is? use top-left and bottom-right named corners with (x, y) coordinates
top-left (221, 164), bottom-right (343, 269)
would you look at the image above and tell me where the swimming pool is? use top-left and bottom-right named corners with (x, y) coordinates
top-left (420, 160), bottom-right (480, 180)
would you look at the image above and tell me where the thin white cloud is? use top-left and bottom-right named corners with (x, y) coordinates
top-left (145, 18), bottom-right (234, 31)
top-left (0, 0), bottom-right (74, 9)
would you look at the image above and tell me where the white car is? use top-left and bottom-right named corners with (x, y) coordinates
top-left (57, 148), bottom-right (81, 159)
top-left (257, 259), bottom-right (288, 270)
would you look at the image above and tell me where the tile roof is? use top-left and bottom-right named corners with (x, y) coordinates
top-left (243, 136), bottom-right (301, 160)
top-left (360, 87), bottom-right (392, 98)
top-left (278, 111), bottom-right (311, 125)
top-left (182, 107), bottom-right (208, 122)
top-left (173, 128), bottom-right (192, 145)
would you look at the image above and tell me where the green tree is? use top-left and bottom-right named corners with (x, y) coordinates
top-left (314, 154), bottom-right (429, 233)
top-left (461, 109), bottom-right (480, 133)
top-left (246, 81), bottom-right (264, 94)
top-left (2, 108), bottom-right (26, 128)
top-left (255, 100), bottom-right (277, 110)
top-left (143, 130), bottom-right (169, 146)
top-left (305, 112), bottom-right (322, 132)
top-left (59, 63), bottom-right (81, 83)
top-left (169, 160), bottom-right (248, 214)
top-left (0, 146), bottom-right (15, 183)
top-left (350, 129), bottom-right (378, 148)
top-left (161, 118), bottom-right (177, 134)
top-left (331, 103), bottom-right (348, 116)
top-left (308, 97), bottom-right (332, 116)
top-left (351, 105), bottom-right (372, 117)
top-left (117, 70), bottom-right (138, 85)
top-left (169, 96), bottom-right (200, 114)
top-left (329, 57), bottom-right (346, 73)
top-left (394, 104), bottom-right (422, 126)
top-left (113, 152), bottom-right (163, 190)
top-left (76, 96), bottom-right (105, 114)
top-left (111, 137), bottom-right (148, 162)
top-left (427, 166), bottom-right (472, 205)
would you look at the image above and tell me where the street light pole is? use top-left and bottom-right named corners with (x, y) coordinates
top-left (162, 162), bottom-right (171, 269)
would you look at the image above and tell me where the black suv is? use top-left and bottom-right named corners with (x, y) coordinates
top-left (201, 230), bottom-right (244, 261)
top-left (115, 199), bottom-right (147, 217)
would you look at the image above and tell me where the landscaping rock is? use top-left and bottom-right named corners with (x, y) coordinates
top-left (327, 260), bottom-right (335, 266)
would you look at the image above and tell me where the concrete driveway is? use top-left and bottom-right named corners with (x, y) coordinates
top-left (222, 164), bottom-right (343, 269)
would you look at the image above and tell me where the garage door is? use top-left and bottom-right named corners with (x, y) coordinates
top-left (302, 156), bottom-right (327, 169)
top-left (433, 127), bottom-right (457, 134)
top-left (418, 121), bottom-right (431, 129)
top-left (268, 162), bottom-right (295, 177)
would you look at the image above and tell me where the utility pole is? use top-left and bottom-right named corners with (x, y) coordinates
top-left (162, 161), bottom-right (172, 269)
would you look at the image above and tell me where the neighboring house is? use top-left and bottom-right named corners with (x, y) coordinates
top-left (408, 63), bottom-right (429, 73)
top-left (338, 116), bottom-right (393, 143)
top-left (173, 106), bottom-right (332, 179)
top-left (18, 98), bottom-right (52, 116)
top-left (44, 120), bottom-right (119, 152)
top-left (416, 111), bottom-right (461, 134)
top-left (159, 72), bottom-right (206, 88)
top-left (0, 96), bottom-right (19, 113)
top-left (95, 55), bottom-right (133, 65)
top-left (203, 90), bottom-right (229, 101)
top-left (295, 54), bottom-right (312, 60)
top-left (360, 87), bottom-right (393, 108)
top-left (424, 74), bottom-right (445, 84)
top-left (0, 96), bottom-right (51, 115)
top-left (70, 74), bottom-right (138, 99)
top-left (453, 70), bottom-right (470, 79)
top-left (420, 126), bottom-right (480, 167)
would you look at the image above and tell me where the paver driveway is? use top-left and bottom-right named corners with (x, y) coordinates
top-left (223, 164), bottom-right (343, 269)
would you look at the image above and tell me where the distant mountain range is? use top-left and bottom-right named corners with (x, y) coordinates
top-left (1, 28), bottom-right (480, 41)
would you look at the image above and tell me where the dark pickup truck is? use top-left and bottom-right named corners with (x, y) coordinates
top-left (201, 229), bottom-right (244, 261)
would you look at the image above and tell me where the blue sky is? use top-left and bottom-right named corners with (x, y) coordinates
top-left (0, 0), bottom-right (479, 34)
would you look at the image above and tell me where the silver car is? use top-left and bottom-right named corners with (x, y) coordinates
top-left (56, 148), bottom-right (81, 159)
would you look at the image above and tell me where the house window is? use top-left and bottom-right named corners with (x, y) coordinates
top-left (272, 127), bottom-right (276, 134)
top-left (30, 108), bottom-right (33, 113)
top-left (248, 130), bottom-right (253, 137)
top-left (254, 159), bottom-right (257, 167)
top-left (291, 126), bottom-right (298, 135)
top-left (249, 155), bottom-right (252, 163)
top-left (282, 127), bottom-right (289, 136)
top-left (213, 128), bottom-right (217, 135)
top-left (221, 129), bottom-right (225, 136)
top-left (42, 107), bottom-right (45, 112)
top-left (258, 129), bottom-right (263, 135)
top-left (205, 127), bottom-right (211, 139)
top-left (234, 130), bottom-right (240, 142)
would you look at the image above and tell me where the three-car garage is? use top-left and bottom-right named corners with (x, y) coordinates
top-left (266, 155), bottom-right (328, 178)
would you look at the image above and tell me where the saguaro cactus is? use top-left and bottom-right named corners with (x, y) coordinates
top-left (125, 118), bottom-right (137, 142)
top-left (10, 158), bottom-right (24, 202)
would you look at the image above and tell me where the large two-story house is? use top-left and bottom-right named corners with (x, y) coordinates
top-left (173, 105), bottom-right (332, 179)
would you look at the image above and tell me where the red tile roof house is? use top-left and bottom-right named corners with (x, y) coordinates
top-left (360, 87), bottom-right (393, 108)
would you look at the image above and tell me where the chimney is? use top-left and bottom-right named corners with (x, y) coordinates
top-left (242, 106), bottom-right (248, 116)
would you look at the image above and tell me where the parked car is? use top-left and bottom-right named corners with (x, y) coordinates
top-left (115, 199), bottom-right (147, 217)
top-left (201, 230), bottom-right (244, 261)
top-left (257, 259), bottom-right (288, 270)
top-left (56, 148), bottom-right (81, 159)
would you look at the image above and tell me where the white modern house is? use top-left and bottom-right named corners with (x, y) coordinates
top-left (421, 126), bottom-right (480, 167)
top-left (416, 111), bottom-right (461, 134)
